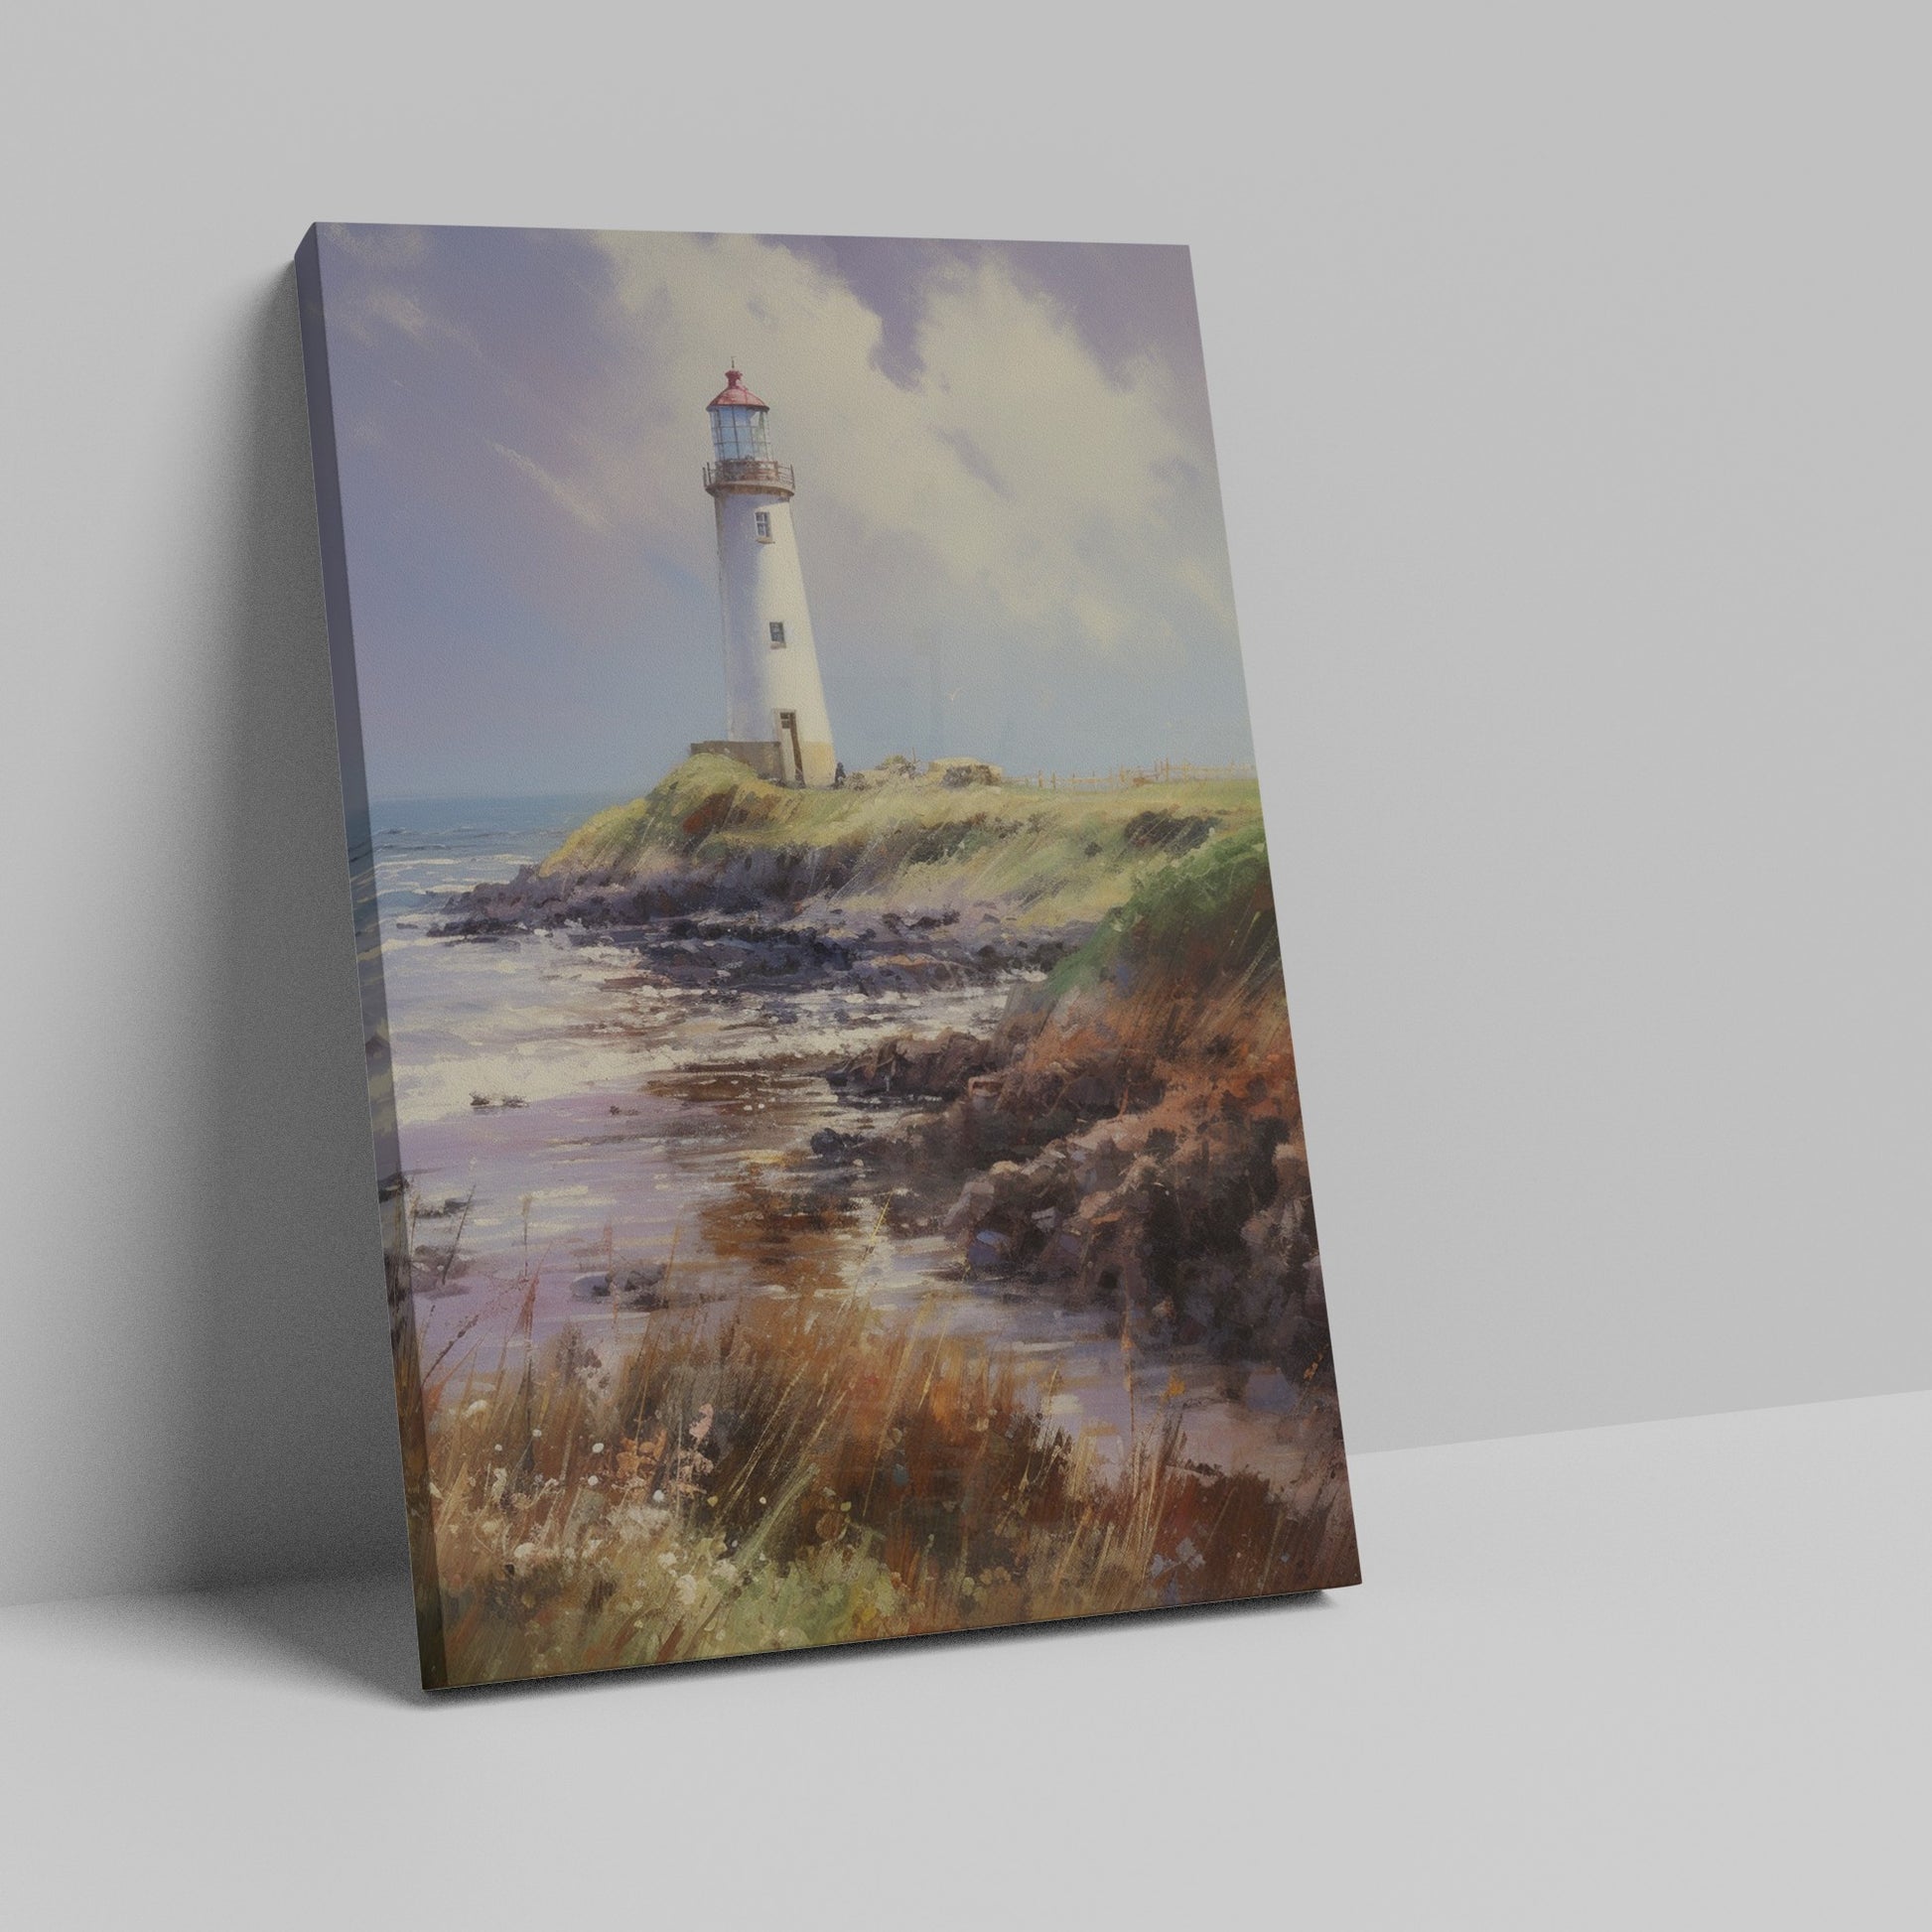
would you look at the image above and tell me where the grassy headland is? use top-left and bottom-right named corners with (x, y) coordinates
top-left (444, 753), bottom-right (1264, 934)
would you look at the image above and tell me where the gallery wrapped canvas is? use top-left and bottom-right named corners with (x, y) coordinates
top-left (295, 223), bottom-right (1358, 1689)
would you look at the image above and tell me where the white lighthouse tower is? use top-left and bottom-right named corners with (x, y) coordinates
top-left (694, 367), bottom-right (838, 786)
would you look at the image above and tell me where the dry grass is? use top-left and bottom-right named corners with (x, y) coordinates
top-left (419, 1293), bottom-right (1356, 1688)
top-left (537, 754), bottom-right (1266, 928)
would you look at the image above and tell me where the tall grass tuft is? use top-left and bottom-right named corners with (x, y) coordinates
top-left (424, 1295), bottom-right (1355, 1686)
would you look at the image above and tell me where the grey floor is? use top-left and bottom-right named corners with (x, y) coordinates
top-left (3, 1391), bottom-right (1923, 1929)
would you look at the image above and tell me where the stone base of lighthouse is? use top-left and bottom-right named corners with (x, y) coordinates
top-left (691, 730), bottom-right (834, 784)
top-left (689, 736), bottom-right (837, 788)
top-left (690, 738), bottom-right (784, 783)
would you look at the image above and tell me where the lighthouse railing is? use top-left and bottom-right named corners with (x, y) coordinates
top-left (704, 458), bottom-right (795, 492)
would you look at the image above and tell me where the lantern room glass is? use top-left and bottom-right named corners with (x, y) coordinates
top-left (709, 404), bottom-right (770, 463)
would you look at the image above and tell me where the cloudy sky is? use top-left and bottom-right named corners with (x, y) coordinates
top-left (315, 224), bottom-right (1257, 801)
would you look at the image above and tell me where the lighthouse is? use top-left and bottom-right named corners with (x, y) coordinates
top-left (694, 367), bottom-right (838, 787)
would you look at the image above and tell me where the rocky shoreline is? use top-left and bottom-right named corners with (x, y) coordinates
top-left (811, 1020), bottom-right (1332, 1391)
top-left (434, 873), bottom-right (1078, 998)
top-left (431, 797), bottom-right (1331, 1401)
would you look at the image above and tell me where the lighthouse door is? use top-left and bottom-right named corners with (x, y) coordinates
top-left (777, 710), bottom-right (804, 786)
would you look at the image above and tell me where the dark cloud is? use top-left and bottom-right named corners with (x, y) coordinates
top-left (771, 233), bottom-right (1206, 410)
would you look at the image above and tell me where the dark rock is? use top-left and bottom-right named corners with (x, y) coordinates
top-left (825, 1030), bottom-right (997, 1101)
top-left (1122, 810), bottom-right (1215, 854)
top-left (616, 1262), bottom-right (668, 1309)
top-left (966, 1228), bottom-right (1015, 1276)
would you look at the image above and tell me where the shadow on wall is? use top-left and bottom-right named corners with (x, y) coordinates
top-left (176, 265), bottom-right (407, 1589)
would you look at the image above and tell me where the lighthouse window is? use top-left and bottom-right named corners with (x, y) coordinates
top-left (709, 405), bottom-right (771, 463)
top-left (768, 621), bottom-right (787, 646)
top-left (755, 511), bottom-right (771, 540)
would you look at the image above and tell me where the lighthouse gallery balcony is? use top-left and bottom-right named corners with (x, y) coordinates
top-left (703, 457), bottom-right (795, 496)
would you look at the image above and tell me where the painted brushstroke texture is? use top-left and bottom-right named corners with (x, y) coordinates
top-left (296, 225), bottom-right (1355, 1688)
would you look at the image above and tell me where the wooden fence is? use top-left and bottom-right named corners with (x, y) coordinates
top-left (1019, 759), bottom-right (1257, 792)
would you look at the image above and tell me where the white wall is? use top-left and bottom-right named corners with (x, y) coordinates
top-left (2, 2), bottom-right (1927, 1608)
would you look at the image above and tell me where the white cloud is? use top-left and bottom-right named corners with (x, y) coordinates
top-left (334, 280), bottom-right (484, 360)
top-left (581, 231), bottom-right (1237, 660)
top-left (487, 440), bottom-right (609, 533)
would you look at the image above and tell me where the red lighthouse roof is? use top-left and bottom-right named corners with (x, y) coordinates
top-left (706, 367), bottom-right (767, 410)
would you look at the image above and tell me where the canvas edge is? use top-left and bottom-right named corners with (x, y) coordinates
top-left (1184, 240), bottom-right (1362, 1561)
top-left (293, 224), bottom-right (452, 1692)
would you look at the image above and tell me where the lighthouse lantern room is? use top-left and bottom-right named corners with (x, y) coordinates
top-left (692, 368), bottom-right (838, 787)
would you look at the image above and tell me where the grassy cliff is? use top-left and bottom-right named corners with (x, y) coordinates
top-left (1037, 820), bottom-right (1280, 1003)
top-left (537, 754), bottom-right (1264, 929)
top-left (857, 816), bottom-right (1321, 1374)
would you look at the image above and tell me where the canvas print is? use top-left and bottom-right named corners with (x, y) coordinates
top-left (296, 223), bottom-right (1358, 1690)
